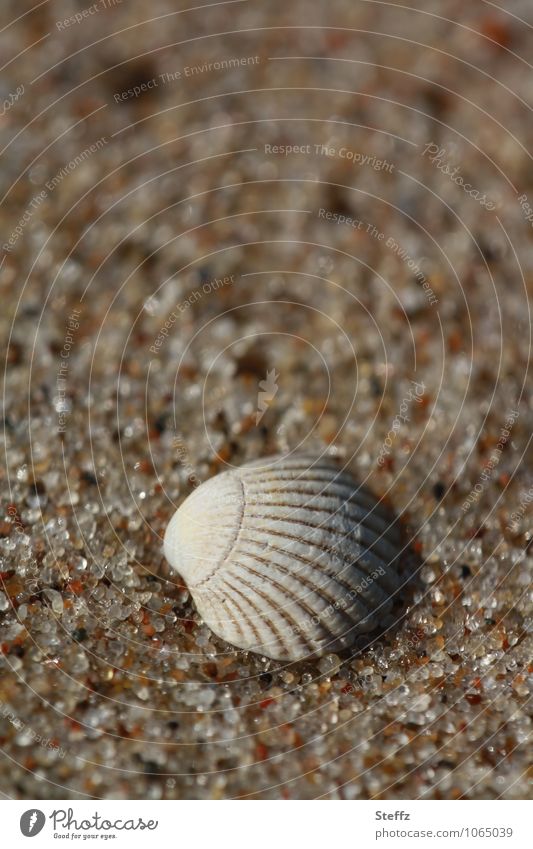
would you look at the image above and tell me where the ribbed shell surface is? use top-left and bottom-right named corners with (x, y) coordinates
top-left (164, 454), bottom-right (404, 661)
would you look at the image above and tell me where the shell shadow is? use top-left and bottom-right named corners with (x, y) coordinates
top-left (282, 520), bottom-right (424, 671)
top-left (338, 528), bottom-right (423, 660)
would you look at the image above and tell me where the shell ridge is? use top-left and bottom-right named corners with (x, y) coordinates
top-left (242, 512), bottom-right (392, 578)
top-left (234, 545), bottom-right (360, 634)
top-left (199, 594), bottom-right (249, 645)
top-left (236, 532), bottom-right (377, 619)
top-left (228, 564), bottom-right (309, 639)
top-left (204, 587), bottom-right (255, 643)
top-left (238, 525), bottom-right (397, 612)
top-left (235, 521), bottom-right (389, 589)
top-left (230, 551), bottom-right (348, 637)
top-left (220, 571), bottom-right (305, 656)
top-left (212, 574), bottom-right (277, 652)
top-left (244, 503), bottom-right (399, 562)
top-left (247, 476), bottom-right (399, 531)
top-left (193, 472), bottom-right (246, 590)
top-left (165, 452), bottom-right (406, 660)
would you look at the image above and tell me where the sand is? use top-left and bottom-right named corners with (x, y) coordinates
top-left (0, 0), bottom-right (531, 799)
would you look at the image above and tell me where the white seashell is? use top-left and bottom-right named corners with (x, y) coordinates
top-left (164, 453), bottom-right (405, 661)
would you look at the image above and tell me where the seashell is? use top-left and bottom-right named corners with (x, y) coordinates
top-left (164, 453), bottom-right (405, 661)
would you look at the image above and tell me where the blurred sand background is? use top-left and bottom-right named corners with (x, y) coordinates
top-left (0, 0), bottom-right (532, 799)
